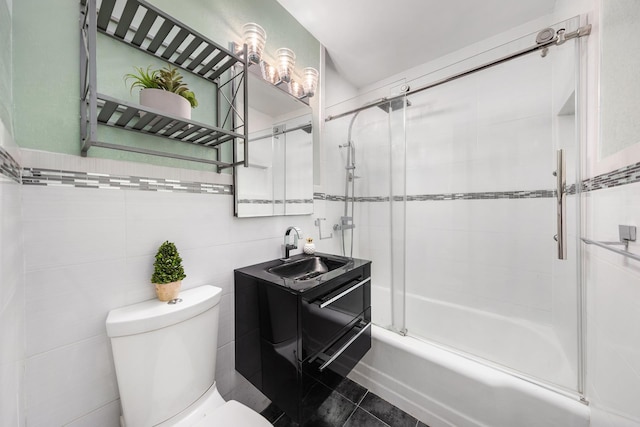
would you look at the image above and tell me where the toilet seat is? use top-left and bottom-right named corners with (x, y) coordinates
top-left (154, 383), bottom-right (271, 427)
top-left (193, 401), bottom-right (272, 427)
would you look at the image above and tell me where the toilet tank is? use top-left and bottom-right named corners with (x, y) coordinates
top-left (106, 285), bottom-right (222, 427)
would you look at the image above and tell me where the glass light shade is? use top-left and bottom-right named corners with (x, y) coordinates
top-left (260, 61), bottom-right (279, 85)
top-left (276, 47), bottom-right (296, 83)
top-left (289, 80), bottom-right (304, 98)
top-left (302, 67), bottom-right (319, 97)
top-left (242, 23), bottom-right (267, 63)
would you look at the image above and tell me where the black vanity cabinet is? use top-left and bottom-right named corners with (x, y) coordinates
top-left (234, 254), bottom-right (371, 424)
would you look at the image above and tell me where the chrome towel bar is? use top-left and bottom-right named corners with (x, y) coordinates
top-left (581, 225), bottom-right (639, 262)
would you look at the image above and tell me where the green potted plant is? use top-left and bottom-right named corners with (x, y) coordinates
top-left (125, 65), bottom-right (198, 120)
top-left (151, 241), bottom-right (187, 301)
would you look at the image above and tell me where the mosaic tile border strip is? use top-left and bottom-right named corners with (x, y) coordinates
top-left (22, 168), bottom-right (232, 195)
top-left (17, 161), bottom-right (640, 198)
top-left (237, 199), bottom-right (314, 205)
top-left (582, 161), bottom-right (640, 191)
top-left (0, 146), bottom-right (21, 183)
top-left (238, 199), bottom-right (276, 205)
top-left (405, 190), bottom-right (556, 201)
top-left (314, 190), bottom-right (555, 202)
top-left (314, 162), bottom-right (640, 202)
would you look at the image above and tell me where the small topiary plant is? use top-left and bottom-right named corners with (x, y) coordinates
top-left (151, 241), bottom-right (187, 284)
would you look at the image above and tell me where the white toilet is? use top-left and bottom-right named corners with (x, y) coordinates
top-left (106, 285), bottom-right (271, 427)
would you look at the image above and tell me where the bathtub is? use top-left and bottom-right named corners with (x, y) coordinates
top-left (348, 324), bottom-right (590, 426)
top-left (404, 294), bottom-right (577, 389)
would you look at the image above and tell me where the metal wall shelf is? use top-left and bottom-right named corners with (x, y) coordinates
top-left (80, 0), bottom-right (249, 170)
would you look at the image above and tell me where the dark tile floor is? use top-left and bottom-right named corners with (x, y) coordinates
top-left (260, 376), bottom-right (429, 427)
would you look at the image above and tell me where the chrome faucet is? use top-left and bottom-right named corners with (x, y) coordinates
top-left (283, 226), bottom-right (302, 259)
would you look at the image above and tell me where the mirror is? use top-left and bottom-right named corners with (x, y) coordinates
top-left (235, 69), bottom-right (313, 217)
top-left (599, 0), bottom-right (640, 158)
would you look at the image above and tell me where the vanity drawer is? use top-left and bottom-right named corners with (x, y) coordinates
top-left (304, 319), bottom-right (371, 378)
top-left (301, 270), bottom-right (370, 359)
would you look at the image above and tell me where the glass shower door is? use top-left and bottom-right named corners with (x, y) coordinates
top-left (402, 20), bottom-right (582, 392)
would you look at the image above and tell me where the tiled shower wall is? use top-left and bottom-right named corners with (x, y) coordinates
top-left (583, 180), bottom-right (640, 425)
top-left (320, 3), bottom-right (640, 425)
top-left (320, 44), bottom-right (578, 334)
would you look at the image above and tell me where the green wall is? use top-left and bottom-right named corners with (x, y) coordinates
top-left (0, 0), bottom-right (11, 135)
top-left (13, 0), bottom-right (319, 170)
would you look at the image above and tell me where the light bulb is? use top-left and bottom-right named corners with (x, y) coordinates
top-left (260, 61), bottom-right (279, 85)
top-left (289, 80), bottom-right (304, 98)
top-left (302, 67), bottom-right (319, 97)
top-left (276, 48), bottom-right (296, 83)
top-left (242, 23), bottom-right (266, 64)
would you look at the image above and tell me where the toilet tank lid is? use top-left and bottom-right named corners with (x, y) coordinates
top-left (106, 285), bottom-right (222, 337)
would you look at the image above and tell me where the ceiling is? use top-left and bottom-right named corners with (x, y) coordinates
top-left (276, 0), bottom-right (557, 88)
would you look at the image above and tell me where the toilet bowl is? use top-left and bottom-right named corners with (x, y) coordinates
top-left (106, 285), bottom-right (271, 427)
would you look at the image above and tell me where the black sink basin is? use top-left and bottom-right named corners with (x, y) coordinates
top-left (268, 256), bottom-right (349, 281)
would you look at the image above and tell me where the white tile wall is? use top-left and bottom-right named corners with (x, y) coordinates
top-left (20, 157), bottom-right (317, 425)
top-left (0, 133), bottom-right (25, 426)
top-left (584, 182), bottom-right (640, 424)
top-left (0, 360), bottom-right (25, 427)
top-left (25, 334), bottom-right (119, 427)
top-left (64, 400), bottom-right (121, 427)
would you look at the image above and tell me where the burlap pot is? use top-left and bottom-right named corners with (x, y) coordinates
top-left (154, 280), bottom-right (182, 301)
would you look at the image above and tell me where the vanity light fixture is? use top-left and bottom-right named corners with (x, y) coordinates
top-left (242, 23), bottom-right (267, 63)
top-left (239, 23), bottom-right (319, 100)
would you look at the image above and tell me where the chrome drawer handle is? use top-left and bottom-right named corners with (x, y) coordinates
top-left (319, 322), bottom-right (371, 372)
top-left (319, 277), bottom-right (370, 308)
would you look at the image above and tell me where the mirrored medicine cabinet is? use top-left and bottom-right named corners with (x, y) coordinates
top-left (234, 68), bottom-right (313, 217)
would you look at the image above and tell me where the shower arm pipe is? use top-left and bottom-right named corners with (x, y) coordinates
top-left (325, 24), bottom-right (592, 123)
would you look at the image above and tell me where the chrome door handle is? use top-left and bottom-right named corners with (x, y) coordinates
top-left (555, 149), bottom-right (567, 260)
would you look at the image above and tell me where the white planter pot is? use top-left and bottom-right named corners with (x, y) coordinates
top-left (139, 88), bottom-right (191, 120)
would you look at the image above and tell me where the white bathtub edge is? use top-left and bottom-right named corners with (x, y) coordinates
top-left (349, 360), bottom-right (469, 427)
top-left (348, 325), bottom-right (590, 427)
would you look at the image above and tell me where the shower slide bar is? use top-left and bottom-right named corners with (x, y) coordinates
top-left (581, 225), bottom-right (640, 262)
top-left (325, 24), bottom-right (592, 123)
